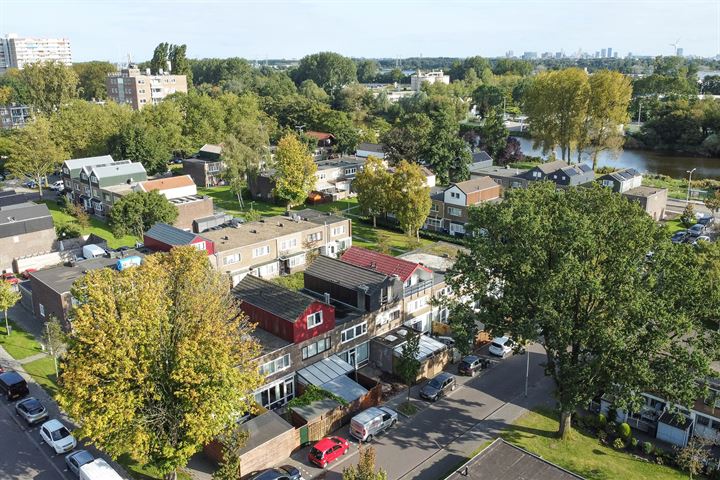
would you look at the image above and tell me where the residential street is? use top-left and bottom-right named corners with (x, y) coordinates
top-left (281, 344), bottom-right (553, 480)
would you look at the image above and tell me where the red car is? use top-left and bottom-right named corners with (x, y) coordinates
top-left (308, 436), bottom-right (349, 468)
top-left (1, 273), bottom-right (18, 285)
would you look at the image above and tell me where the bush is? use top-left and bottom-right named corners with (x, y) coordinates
top-left (56, 222), bottom-right (82, 239)
top-left (597, 429), bottom-right (607, 444)
top-left (681, 204), bottom-right (696, 227)
top-left (643, 441), bottom-right (653, 455)
top-left (597, 413), bottom-right (607, 427)
top-left (613, 437), bottom-right (626, 450)
top-left (617, 422), bottom-right (631, 440)
top-left (630, 437), bottom-right (639, 450)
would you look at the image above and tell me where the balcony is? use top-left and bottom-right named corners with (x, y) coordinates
top-left (403, 279), bottom-right (433, 297)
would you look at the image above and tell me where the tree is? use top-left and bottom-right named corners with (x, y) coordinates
top-left (111, 120), bottom-right (170, 175)
top-left (0, 281), bottom-right (21, 336)
top-left (20, 61), bottom-right (78, 113)
top-left (211, 426), bottom-right (248, 480)
top-left (272, 134), bottom-right (317, 208)
top-left (447, 303), bottom-right (479, 357)
top-left (150, 42), bottom-right (171, 75)
top-left (342, 446), bottom-right (388, 480)
top-left (681, 204), bottom-right (695, 228)
top-left (389, 161), bottom-right (431, 239)
top-left (674, 436), bottom-right (711, 479)
top-left (356, 60), bottom-right (380, 83)
top-left (448, 183), bottom-right (719, 438)
top-left (480, 108), bottom-right (509, 159)
top-left (169, 44), bottom-right (193, 85)
top-left (109, 190), bottom-right (179, 238)
top-left (299, 80), bottom-right (330, 103)
top-left (222, 130), bottom-right (268, 209)
top-left (354, 156), bottom-right (391, 227)
top-left (396, 329), bottom-right (421, 404)
top-left (57, 247), bottom-right (263, 480)
top-left (43, 316), bottom-right (66, 377)
top-left (73, 61), bottom-right (117, 100)
top-left (472, 84), bottom-right (504, 119)
top-left (293, 52), bottom-right (357, 95)
top-left (7, 116), bottom-right (66, 198)
top-left (500, 137), bottom-right (524, 165)
top-left (704, 189), bottom-right (720, 215)
top-left (381, 113), bottom-right (432, 165)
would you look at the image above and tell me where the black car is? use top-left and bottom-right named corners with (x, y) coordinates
top-left (0, 371), bottom-right (29, 401)
top-left (419, 372), bottom-right (456, 401)
top-left (458, 355), bottom-right (483, 376)
top-left (699, 216), bottom-right (715, 227)
top-left (252, 465), bottom-right (303, 480)
top-left (671, 230), bottom-right (688, 244)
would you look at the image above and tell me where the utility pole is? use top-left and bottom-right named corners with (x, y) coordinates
top-left (637, 100), bottom-right (642, 124)
top-left (686, 168), bottom-right (697, 204)
top-left (524, 342), bottom-right (530, 398)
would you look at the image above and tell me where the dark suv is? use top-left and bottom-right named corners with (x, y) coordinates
top-left (458, 355), bottom-right (483, 376)
top-left (420, 372), bottom-right (456, 401)
top-left (0, 371), bottom-right (29, 401)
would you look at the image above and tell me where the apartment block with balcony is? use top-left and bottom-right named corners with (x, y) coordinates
top-left (0, 104), bottom-right (32, 129)
top-left (0, 33), bottom-right (72, 72)
top-left (106, 67), bottom-right (188, 110)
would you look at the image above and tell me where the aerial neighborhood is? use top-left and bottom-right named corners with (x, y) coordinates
top-left (2, 4), bottom-right (720, 480)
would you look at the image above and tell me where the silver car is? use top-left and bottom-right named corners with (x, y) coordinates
top-left (65, 450), bottom-right (95, 477)
top-left (15, 397), bottom-right (48, 425)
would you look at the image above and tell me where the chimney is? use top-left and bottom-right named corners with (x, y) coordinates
top-left (324, 292), bottom-right (331, 304)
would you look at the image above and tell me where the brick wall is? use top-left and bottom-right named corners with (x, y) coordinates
top-left (0, 228), bottom-right (56, 272)
top-left (174, 197), bottom-right (214, 230)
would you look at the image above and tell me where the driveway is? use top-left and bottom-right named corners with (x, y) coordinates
top-left (281, 343), bottom-right (554, 480)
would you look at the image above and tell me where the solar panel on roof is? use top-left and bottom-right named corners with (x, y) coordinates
top-left (564, 168), bottom-right (578, 177)
top-left (578, 164), bottom-right (592, 172)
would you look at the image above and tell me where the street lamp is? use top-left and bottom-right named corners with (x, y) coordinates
top-left (686, 168), bottom-right (697, 204)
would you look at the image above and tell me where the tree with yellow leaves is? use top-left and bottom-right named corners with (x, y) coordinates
top-left (272, 134), bottom-right (317, 208)
top-left (57, 247), bottom-right (263, 480)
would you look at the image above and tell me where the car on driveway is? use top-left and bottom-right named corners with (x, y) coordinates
top-left (23, 180), bottom-right (37, 189)
top-left (65, 449), bottom-right (94, 477)
top-left (458, 355), bottom-right (483, 376)
top-left (252, 465), bottom-right (303, 480)
top-left (671, 230), bottom-right (688, 243)
top-left (308, 436), bottom-right (349, 468)
top-left (688, 224), bottom-right (706, 236)
top-left (693, 235), bottom-right (712, 246)
top-left (49, 180), bottom-right (64, 191)
top-left (39, 419), bottom-right (77, 454)
top-left (1, 273), bottom-right (19, 285)
top-left (0, 371), bottom-right (29, 400)
top-left (15, 397), bottom-right (48, 425)
top-left (698, 216), bottom-right (715, 227)
top-left (489, 336), bottom-right (516, 357)
top-left (420, 372), bottom-right (456, 401)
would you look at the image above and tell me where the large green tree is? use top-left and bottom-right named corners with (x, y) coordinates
top-left (73, 61), bottom-right (117, 100)
top-left (51, 100), bottom-right (133, 158)
top-left (353, 155), bottom-right (391, 227)
top-left (293, 52), bottom-right (357, 95)
top-left (448, 183), bottom-right (719, 438)
top-left (389, 160), bottom-right (431, 239)
top-left (479, 108), bottom-right (509, 160)
top-left (169, 44), bottom-right (192, 85)
top-left (272, 134), bottom-right (317, 207)
top-left (150, 42), bottom-right (171, 75)
top-left (20, 61), bottom-right (79, 112)
top-left (57, 247), bottom-right (262, 480)
top-left (109, 190), bottom-right (179, 238)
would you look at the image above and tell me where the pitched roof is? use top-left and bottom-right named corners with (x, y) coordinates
top-left (305, 131), bottom-right (334, 141)
top-left (471, 150), bottom-right (492, 163)
top-left (535, 160), bottom-right (571, 174)
top-left (138, 175), bottom-right (195, 192)
top-left (63, 155), bottom-right (114, 171)
top-left (200, 144), bottom-right (222, 154)
top-left (341, 246), bottom-right (430, 282)
top-left (452, 176), bottom-right (499, 194)
top-left (305, 255), bottom-right (389, 292)
top-left (356, 142), bottom-right (384, 153)
top-left (603, 168), bottom-right (641, 182)
top-left (0, 202), bottom-right (54, 239)
top-left (233, 274), bottom-right (319, 322)
top-left (144, 223), bottom-right (200, 246)
top-left (91, 161), bottom-right (146, 179)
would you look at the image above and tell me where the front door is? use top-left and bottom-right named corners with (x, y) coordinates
top-left (348, 349), bottom-right (357, 367)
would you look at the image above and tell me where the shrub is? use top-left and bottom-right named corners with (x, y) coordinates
top-left (597, 429), bottom-right (607, 444)
top-left (617, 422), bottom-right (631, 440)
top-left (630, 437), bottom-right (639, 450)
top-left (681, 204), bottom-right (696, 227)
top-left (56, 222), bottom-right (82, 239)
top-left (597, 413), bottom-right (607, 427)
top-left (642, 441), bottom-right (653, 455)
top-left (613, 437), bottom-right (626, 450)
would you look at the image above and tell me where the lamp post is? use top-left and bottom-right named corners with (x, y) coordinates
top-left (524, 342), bottom-right (530, 398)
top-left (686, 168), bottom-right (697, 204)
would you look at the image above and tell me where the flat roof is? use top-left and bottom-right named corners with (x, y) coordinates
top-left (472, 165), bottom-right (529, 178)
top-left (623, 186), bottom-right (667, 197)
top-left (447, 438), bottom-right (584, 480)
top-left (236, 411), bottom-right (294, 454)
top-left (250, 328), bottom-right (291, 356)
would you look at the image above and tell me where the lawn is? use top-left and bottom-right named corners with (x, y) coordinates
top-left (662, 218), bottom-right (686, 234)
top-left (0, 320), bottom-right (43, 360)
top-left (23, 356), bottom-right (58, 397)
top-left (197, 186), bottom-right (286, 218)
top-left (642, 175), bottom-right (689, 200)
top-left (272, 271), bottom-right (304, 291)
top-left (42, 200), bottom-right (138, 249)
top-left (117, 454), bottom-right (192, 480)
top-left (503, 408), bottom-right (690, 480)
top-left (351, 218), bottom-right (432, 255)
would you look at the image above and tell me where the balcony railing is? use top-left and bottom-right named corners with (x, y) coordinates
top-left (403, 279), bottom-right (434, 297)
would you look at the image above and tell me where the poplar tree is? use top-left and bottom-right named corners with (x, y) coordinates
top-left (272, 134), bottom-right (317, 208)
top-left (353, 156), bottom-right (391, 227)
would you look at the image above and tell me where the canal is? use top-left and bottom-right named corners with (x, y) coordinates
top-left (514, 137), bottom-right (720, 180)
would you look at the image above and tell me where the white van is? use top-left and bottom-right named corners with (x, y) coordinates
top-left (79, 459), bottom-right (124, 480)
top-left (82, 244), bottom-right (106, 259)
top-left (350, 406), bottom-right (398, 442)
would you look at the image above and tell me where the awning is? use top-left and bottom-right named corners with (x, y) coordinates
top-left (393, 335), bottom-right (447, 361)
top-left (321, 374), bottom-right (367, 403)
top-left (297, 356), bottom-right (354, 386)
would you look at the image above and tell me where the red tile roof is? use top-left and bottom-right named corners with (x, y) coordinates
top-left (305, 131), bottom-right (334, 141)
top-left (139, 175), bottom-right (195, 192)
top-left (340, 246), bottom-right (431, 282)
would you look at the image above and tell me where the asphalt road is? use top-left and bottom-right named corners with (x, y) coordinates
top-left (283, 344), bottom-right (553, 480)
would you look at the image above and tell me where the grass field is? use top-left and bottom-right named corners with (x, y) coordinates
top-left (23, 356), bottom-right (58, 397)
top-left (117, 454), bottom-right (192, 480)
top-left (503, 408), bottom-right (691, 480)
top-left (42, 200), bottom-right (138, 249)
top-left (197, 186), bottom-right (286, 218)
top-left (0, 320), bottom-right (43, 360)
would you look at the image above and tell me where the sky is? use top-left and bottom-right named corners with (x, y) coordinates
top-left (2, 0), bottom-right (720, 62)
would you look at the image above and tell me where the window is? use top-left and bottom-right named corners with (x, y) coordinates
top-left (448, 207), bottom-right (462, 217)
top-left (561, 176), bottom-right (566, 181)
top-left (253, 245), bottom-right (270, 258)
top-left (280, 238), bottom-right (298, 251)
top-left (331, 226), bottom-right (345, 236)
top-left (258, 354), bottom-right (291, 376)
top-left (426, 217), bottom-right (442, 228)
top-left (223, 253), bottom-right (240, 265)
top-left (696, 415), bottom-right (711, 427)
top-left (552, 174), bottom-right (557, 179)
top-left (288, 254), bottom-right (305, 268)
top-left (307, 311), bottom-right (323, 329)
top-left (450, 191), bottom-right (460, 199)
top-left (302, 337), bottom-right (331, 359)
top-left (341, 322), bottom-right (367, 343)
top-left (602, 180), bottom-right (614, 187)
top-left (339, 342), bottom-right (369, 367)
top-left (307, 232), bottom-right (322, 242)
top-left (430, 203), bottom-right (439, 213)
top-left (193, 241), bottom-right (207, 251)
top-left (532, 170), bottom-right (542, 178)
top-left (254, 375), bottom-right (294, 409)
top-left (407, 296), bottom-right (428, 313)
top-left (39, 304), bottom-right (45, 317)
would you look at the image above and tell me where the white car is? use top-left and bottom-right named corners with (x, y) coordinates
top-left (40, 419), bottom-right (77, 454)
top-left (50, 180), bottom-right (64, 191)
top-left (489, 336), bottom-right (515, 358)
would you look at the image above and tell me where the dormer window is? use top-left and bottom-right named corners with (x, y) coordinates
top-left (532, 171), bottom-right (542, 178)
top-left (307, 311), bottom-right (323, 329)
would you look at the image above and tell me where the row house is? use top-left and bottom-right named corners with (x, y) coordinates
top-left (425, 176), bottom-right (501, 237)
top-left (202, 210), bottom-right (352, 286)
top-left (597, 168), bottom-right (667, 220)
top-left (133, 175), bottom-right (214, 230)
top-left (182, 144), bottom-right (225, 187)
top-left (143, 223), bottom-right (214, 254)
top-left (472, 160), bottom-right (594, 190)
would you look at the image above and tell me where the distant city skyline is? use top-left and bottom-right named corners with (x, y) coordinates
top-left (1, 0), bottom-right (718, 62)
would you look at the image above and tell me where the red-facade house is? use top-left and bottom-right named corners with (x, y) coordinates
top-left (143, 222), bottom-right (214, 255)
top-left (233, 274), bottom-right (335, 344)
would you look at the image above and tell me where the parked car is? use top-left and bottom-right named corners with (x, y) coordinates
top-left (0, 371), bottom-right (29, 400)
top-left (671, 230), bottom-right (688, 244)
top-left (420, 372), bottom-right (456, 401)
top-left (78, 458), bottom-right (124, 480)
top-left (39, 419), bottom-right (77, 454)
top-left (458, 355), bottom-right (483, 376)
top-left (308, 436), bottom-right (349, 468)
top-left (698, 216), bottom-right (715, 227)
top-left (489, 336), bottom-right (516, 358)
top-left (688, 224), bottom-right (706, 236)
top-left (65, 450), bottom-right (94, 477)
top-left (350, 406), bottom-right (398, 442)
top-left (19, 268), bottom-right (37, 280)
top-left (693, 235), bottom-right (712, 246)
top-left (23, 180), bottom-right (37, 189)
top-left (1, 273), bottom-right (19, 285)
top-left (50, 180), bottom-right (64, 191)
top-left (15, 397), bottom-right (48, 425)
top-left (252, 465), bottom-right (303, 480)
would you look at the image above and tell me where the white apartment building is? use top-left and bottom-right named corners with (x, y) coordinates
top-left (410, 69), bottom-right (450, 91)
top-left (0, 34), bottom-right (72, 72)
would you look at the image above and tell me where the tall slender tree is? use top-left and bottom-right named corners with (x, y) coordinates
top-left (353, 156), bottom-right (391, 227)
top-left (0, 281), bottom-right (21, 336)
top-left (272, 134), bottom-right (317, 208)
top-left (389, 160), bottom-right (431, 239)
